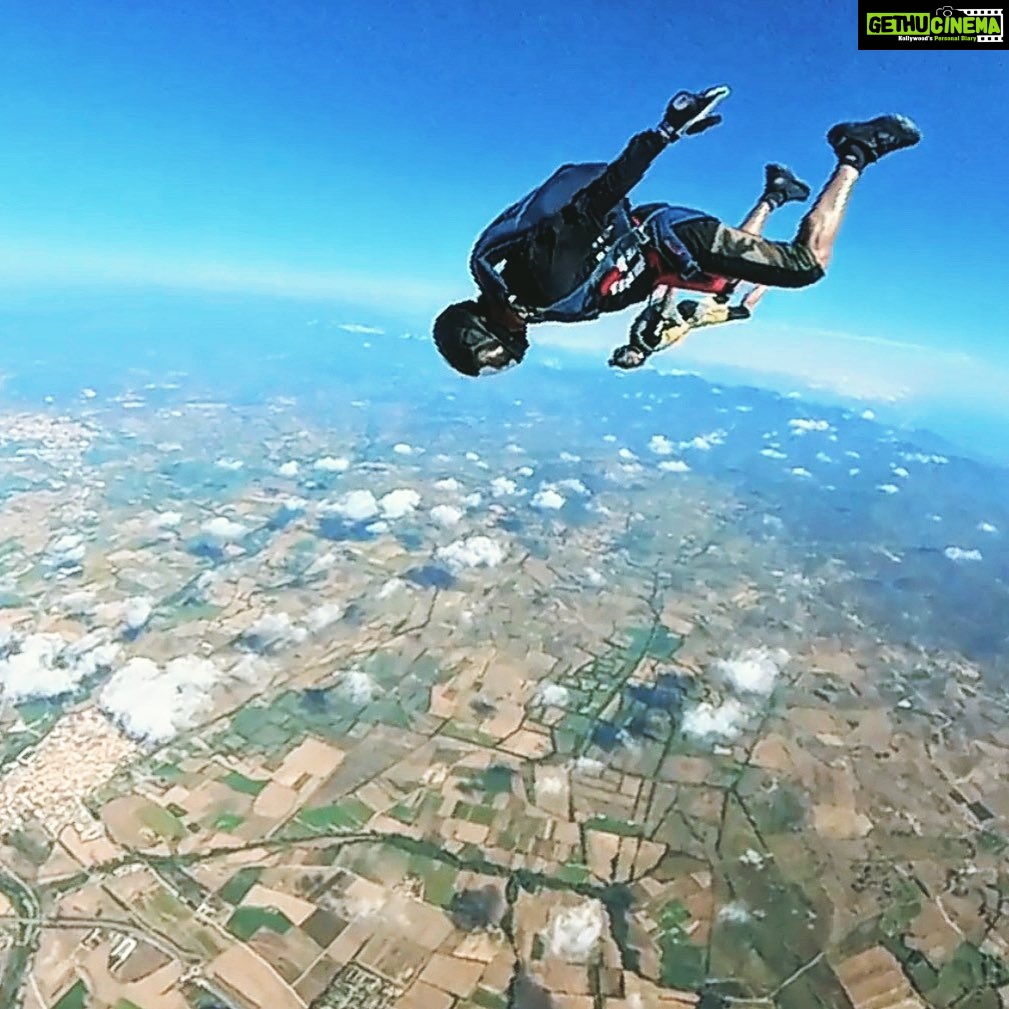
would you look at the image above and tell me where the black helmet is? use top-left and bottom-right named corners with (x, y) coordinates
top-left (432, 300), bottom-right (528, 377)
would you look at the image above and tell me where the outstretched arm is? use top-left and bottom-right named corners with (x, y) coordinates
top-left (569, 86), bottom-right (730, 229)
top-left (567, 130), bottom-right (670, 229)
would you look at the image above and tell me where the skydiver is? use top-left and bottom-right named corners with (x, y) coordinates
top-left (431, 86), bottom-right (921, 377)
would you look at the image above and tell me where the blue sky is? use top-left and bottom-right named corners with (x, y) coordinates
top-left (1, 1), bottom-right (1008, 417)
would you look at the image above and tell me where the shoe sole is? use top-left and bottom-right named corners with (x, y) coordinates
top-left (827, 115), bottom-right (922, 157)
top-left (765, 163), bottom-right (811, 201)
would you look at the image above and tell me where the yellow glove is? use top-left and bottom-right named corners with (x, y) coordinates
top-left (679, 297), bottom-right (730, 328)
top-left (679, 296), bottom-right (751, 328)
top-left (651, 314), bottom-right (693, 350)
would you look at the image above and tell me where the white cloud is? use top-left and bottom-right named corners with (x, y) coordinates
top-left (278, 460), bottom-right (300, 477)
top-left (717, 648), bottom-right (787, 696)
top-left (339, 322), bottom-right (384, 334)
top-left (306, 602), bottom-right (344, 633)
top-left (200, 516), bottom-right (248, 543)
top-left (877, 484), bottom-right (900, 495)
top-left (556, 478), bottom-right (589, 496)
top-left (46, 534), bottom-right (86, 569)
top-left (531, 487), bottom-right (566, 510)
top-left (491, 477), bottom-right (518, 498)
top-left (978, 521), bottom-right (997, 534)
top-left (436, 535), bottom-right (506, 570)
top-left (392, 443), bottom-right (415, 456)
top-left (537, 769), bottom-right (567, 796)
top-left (377, 577), bottom-right (407, 599)
top-left (547, 900), bottom-right (605, 962)
top-left (122, 597), bottom-right (153, 632)
top-left (658, 459), bottom-right (690, 473)
top-left (0, 632), bottom-right (119, 703)
top-left (281, 496), bottom-right (308, 515)
top-left (683, 698), bottom-right (748, 741)
top-left (648, 435), bottom-right (674, 456)
top-left (861, 409), bottom-right (876, 420)
top-left (760, 448), bottom-right (787, 460)
top-left (517, 465), bottom-right (535, 478)
top-left (584, 567), bottom-right (605, 587)
top-left (380, 488), bottom-right (421, 519)
top-left (789, 418), bottom-right (830, 434)
top-left (560, 451), bottom-right (581, 463)
top-left (430, 504), bottom-right (463, 527)
top-left (945, 546), bottom-right (983, 562)
top-left (150, 511), bottom-right (183, 530)
top-left (538, 683), bottom-right (570, 707)
top-left (314, 456), bottom-right (350, 473)
top-left (790, 467), bottom-right (811, 478)
top-left (325, 489), bottom-right (379, 522)
top-left (434, 477), bottom-right (460, 492)
top-left (215, 457), bottom-right (244, 471)
top-left (59, 590), bottom-right (96, 616)
top-left (305, 550), bottom-right (337, 576)
top-left (244, 612), bottom-right (308, 652)
top-left (717, 901), bottom-right (753, 924)
top-left (340, 669), bottom-right (376, 705)
top-left (100, 655), bottom-right (225, 742)
top-left (891, 466), bottom-right (910, 478)
top-left (680, 431), bottom-right (724, 452)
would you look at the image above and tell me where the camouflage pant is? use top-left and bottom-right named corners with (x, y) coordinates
top-left (675, 216), bottom-right (825, 289)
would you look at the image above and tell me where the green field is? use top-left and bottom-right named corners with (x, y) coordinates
top-left (53, 980), bottom-right (89, 1009)
top-left (219, 867), bottom-right (263, 905)
top-left (227, 905), bottom-right (294, 941)
top-left (221, 770), bottom-right (268, 796)
top-left (213, 811), bottom-right (245, 831)
top-left (656, 900), bottom-right (706, 989)
top-left (296, 797), bottom-right (373, 832)
top-left (138, 803), bottom-right (187, 842)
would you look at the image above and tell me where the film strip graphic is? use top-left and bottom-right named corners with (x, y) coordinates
top-left (956, 7), bottom-right (1003, 40)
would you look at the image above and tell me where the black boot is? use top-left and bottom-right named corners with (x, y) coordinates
top-left (827, 114), bottom-right (921, 170)
top-left (762, 163), bottom-right (811, 207)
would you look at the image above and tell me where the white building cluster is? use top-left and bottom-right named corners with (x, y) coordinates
top-left (0, 708), bottom-right (139, 835)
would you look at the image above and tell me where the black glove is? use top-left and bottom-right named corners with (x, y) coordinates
top-left (629, 290), bottom-right (691, 352)
top-left (659, 86), bottom-right (730, 141)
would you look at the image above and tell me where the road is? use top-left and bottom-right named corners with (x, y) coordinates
top-left (0, 865), bottom-right (41, 1009)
